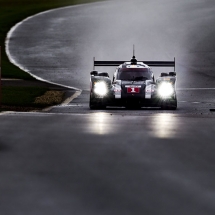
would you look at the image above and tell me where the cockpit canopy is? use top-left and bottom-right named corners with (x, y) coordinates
top-left (117, 67), bottom-right (152, 81)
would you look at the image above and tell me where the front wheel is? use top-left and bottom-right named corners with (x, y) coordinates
top-left (89, 96), bottom-right (106, 110)
top-left (160, 99), bottom-right (177, 110)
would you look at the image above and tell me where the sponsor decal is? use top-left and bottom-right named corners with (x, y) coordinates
top-left (114, 84), bottom-right (122, 99)
top-left (125, 85), bottom-right (141, 88)
top-left (145, 85), bottom-right (152, 99)
top-left (127, 87), bottom-right (140, 93)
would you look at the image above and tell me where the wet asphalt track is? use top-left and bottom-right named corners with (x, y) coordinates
top-left (2, 0), bottom-right (215, 214)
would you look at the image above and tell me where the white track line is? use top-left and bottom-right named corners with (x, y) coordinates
top-left (178, 88), bottom-right (215, 90)
top-left (42, 91), bottom-right (82, 112)
top-left (5, 2), bottom-right (100, 91)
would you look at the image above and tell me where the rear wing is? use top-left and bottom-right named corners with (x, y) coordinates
top-left (93, 58), bottom-right (175, 71)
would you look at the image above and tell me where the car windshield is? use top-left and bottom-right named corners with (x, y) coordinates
top-left (117, 68), bottom-right (151, 81)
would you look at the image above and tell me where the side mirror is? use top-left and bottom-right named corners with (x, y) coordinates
top-left (90, 71), bottom-right (98, 76)
top-left (98, 72), bottom-right (109, 77)
top-left (160, 73), bottom-right (168, 77)
top-left (169, 72), bottom-right (176, 76)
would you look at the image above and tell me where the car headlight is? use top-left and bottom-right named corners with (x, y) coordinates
top-left (158, 82), bottom-right (174, 98)
top-left (94, 81), bottom-right (108, 96)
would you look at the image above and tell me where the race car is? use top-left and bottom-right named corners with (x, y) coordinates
top-left (89, 55), bottom-right (177, 110)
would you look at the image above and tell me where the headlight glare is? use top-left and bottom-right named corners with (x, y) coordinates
top-left (158, 82), bottom-right (174, 98)
top-left (94, 81), bottom-right (108, 96)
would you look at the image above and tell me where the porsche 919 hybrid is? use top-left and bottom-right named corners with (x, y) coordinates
top-left (90, 55), bottom-right (177, 110)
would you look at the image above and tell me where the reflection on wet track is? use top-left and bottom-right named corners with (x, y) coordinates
top-left (1, 100), bottom-right (215, 215)
top-left (86, 112), bottom-right (179, 138)
top-left (151, 114), bottom-right (179, 138)
top-left (88, 112), bottom-right (113, 135)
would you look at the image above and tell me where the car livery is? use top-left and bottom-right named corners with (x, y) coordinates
top-left (90, 55), bottom-right (177, 110)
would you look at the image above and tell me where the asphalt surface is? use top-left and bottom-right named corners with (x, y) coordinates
top-left (2, 0), bottom-right (215, 214)
top-left (7, 0), bottom-right (215, 90)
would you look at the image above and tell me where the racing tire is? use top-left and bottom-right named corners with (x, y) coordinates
top-left (89, 97), bottom-right (106, 110)
top-left (160, 99), bottom-right (177, 110)
top-left (125, 105), bottom-right (142, 110)
top-left (90, 103), bottom-right (106, 110)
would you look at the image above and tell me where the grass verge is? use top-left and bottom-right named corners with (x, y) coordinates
top-left (0, 86), bottom-right (65, 112)
top-left (1, 86), bottom-right (48, 111)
